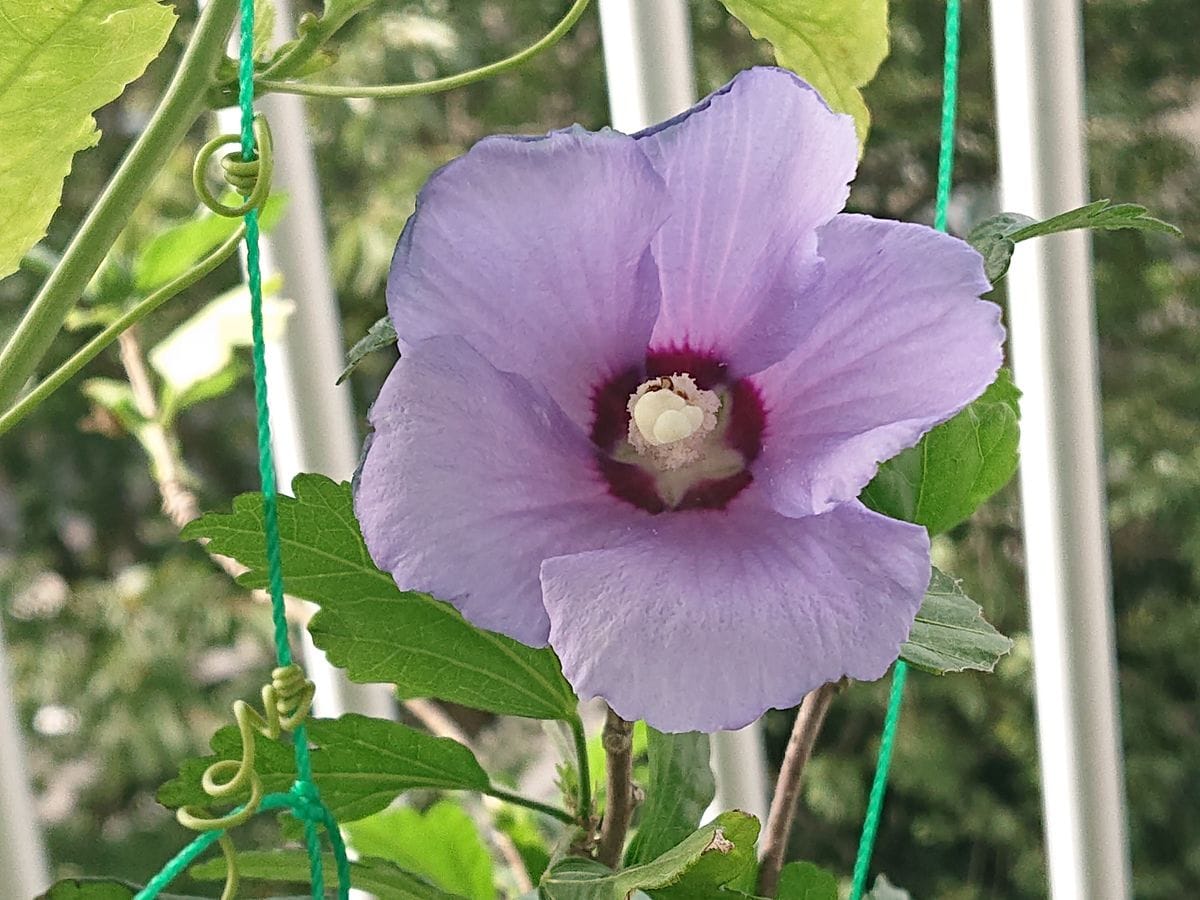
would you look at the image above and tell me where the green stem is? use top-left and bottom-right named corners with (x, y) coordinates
top-left (259, 2), bottom-right (370, 81)
top-left (0, 227), bottom-right (244, 437)
top-left (256, 0), bottom-right (591, 99)
top-left (485, 787), bottom-right (576, 826)
top-left (571, 715), bottom-right (593, 824)
top-left (0, 0), bottom-right (240, 410)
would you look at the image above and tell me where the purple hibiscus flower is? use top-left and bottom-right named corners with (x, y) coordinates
top-left (355, 67), bottom-right (1003, 733)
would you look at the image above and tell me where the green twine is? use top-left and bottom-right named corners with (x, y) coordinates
top-left (136, 0), bottom-right (349, 896)
top-left (848, 2), bottom-right (961, 898)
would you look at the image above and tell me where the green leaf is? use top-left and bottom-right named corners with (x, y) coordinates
top-left (39, 882), bottom-right (134, 900)
top-left (81, 378), bottom-right (146, 435)
top-left (158, 713), bottom-right (491, 824)
top-left (541, 812), bottom-right (758, 900)
top-left (182, 474), bottom-right (578, 720)
top-left (864, 874), bottom-right (912, 899)
top-left (900, 567), bottom-right (1012, 675)
top-left (625, 730), bottom-right (715, 866)
top-left (338, 314), bottom-right (398, 383)
top-left (148, 273), bottom-right (291, 397)
top-left (861, 370), bottom-right (1020, 535)
top-left (39, 881), bottom-right (204, 900)
top-left (132, 194), bottom-right (286, 292)
top-left (253, 0), bottom-right (276, 60)
top-left (190, 851), bottom-right (459, 898)
top-left (715, 0), bottom-right (887, 145)
top-left (648, 811), bottom-right (760, 899)
top-left (347, 800), bottom-right (496, 900)
top-left (0, 0), bottom-right (176, 279)
top-left (967, 199), bottom-right (1182, 282)
top-left (776, 862), bottom-right (838, 900)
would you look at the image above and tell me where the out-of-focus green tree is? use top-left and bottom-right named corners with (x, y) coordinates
top-left (0, 0), bottom-right (1196, 896)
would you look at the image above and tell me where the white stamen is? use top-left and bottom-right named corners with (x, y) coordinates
top-left (627, 373), bottom-right (720, 469)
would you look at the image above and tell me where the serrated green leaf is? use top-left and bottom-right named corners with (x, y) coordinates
top-left (625, 730), bottom-right (715, 867)
top-left (338, 313), bottom-right (397, 383)
top-left (900, 567), bottom-right (1012, 675)
top-left (861, 370), bottom-right (1020, 535)
top-left (0, 0), bottom-right (176, 279)
top-left (967, 200), bottom-right (1182, 282)
top-left (158, 713), bottom-right (490, 824)
top-left (133, 194), bottom-right (286, 292)
top-left (190, 851), bottom-right (459, 898)
top-left (865, 874), bottom-right (912, 899)
top-left (182, 474), bottom-right (578, 720)
top-left (776, 862), bottom-right (837, 900)
top-left (715, 0), bottom-right (887, 145)
top-left (347, 800), bottom-right (496, 900)
top-left (542, 812), bottom-right (758, 900)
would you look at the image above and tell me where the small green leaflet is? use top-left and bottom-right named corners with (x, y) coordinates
top-left (776, 862), bottom-right (838, 900)
top-left (862, 370), bottom-right (1020, 535)
top-left (0, 0), bottom-right (176, 279)
top-left (133, 194), bottom-right (287, 292)
top-left (190, 851), bottom-right (459, 898)
top-left (625, 730), bottom-right (715, 867)
top-left (967, 199), bottom-right (1182, 283)
top-left (715, 0), bottom-right (887, 145)
top-left (338, 313), bottom-right (398, 383)
top-left (158, 713), bottom-right (491, 824)
top-left (347, 801), bottom-right (496, 900)
top-left (182, 474), bottom-right (579, 720)
top-left (541, 812), bottom-right (758, 900)
top-left (900, 567), bottom-right (1012, 675)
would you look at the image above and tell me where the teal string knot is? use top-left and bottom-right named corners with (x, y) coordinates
top-left (288, 779), bottom-right (325, 822)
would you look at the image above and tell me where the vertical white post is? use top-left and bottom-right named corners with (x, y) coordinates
top-left (989, 2), bottom-right (1131, 897)
top-left (597, 0), bottom-right (769, 824)
top-left (217, 0), bottom-right (394, 722)
top-left (0, 619), bottom-right (50, 896)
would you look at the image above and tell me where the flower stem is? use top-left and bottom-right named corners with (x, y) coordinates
top-left (756, 681), bottom-right (842, 897)
top-left (255, 0), bottom-right (592, 99)
top-left (0, 227), bottom-right (244, 437)
top-left (596, 706), bottom-right (636, 868)
top-left (484, 786), bottom-right (576, 826)
top-left (570, 714), bottom-right (593, 824)
top-left (0, 0), bottom-right (239, 409)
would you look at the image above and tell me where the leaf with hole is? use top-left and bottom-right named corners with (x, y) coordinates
top-left (861, 370), bottom-right (1020, 535)
top-left (182, 474), bottom-right (579, 720)
top-left (899, 567), bottom-right (1012, 675)
top-left (541, 812), bottom-right (758, 900)
top-left (715, 0), bottom-right (887, 145)
top-left (0, 0), bottom-right (176, 279)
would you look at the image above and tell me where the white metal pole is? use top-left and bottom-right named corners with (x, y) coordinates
top-left (0, 618), bottom-right (51, 896)
top-left (216, 0), bottom-right (394, 722)
top-left (597, 0), bottom-right (768, 825)
top-left (988, 2), bottom-right (1131, 897)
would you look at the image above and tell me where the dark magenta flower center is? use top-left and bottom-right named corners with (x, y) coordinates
top-left (590, 345), bottom-right (765, 513)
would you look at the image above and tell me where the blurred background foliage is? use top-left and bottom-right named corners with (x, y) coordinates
top-left (0, 0), bottom-right (1197, 896)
